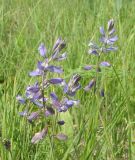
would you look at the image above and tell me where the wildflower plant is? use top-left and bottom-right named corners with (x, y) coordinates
top-left (84, 19), bottom-right (118, 93)
top-left (16, 19), bottom-right (118, 145)
top-left (16, 38), bottom-right (81, 144)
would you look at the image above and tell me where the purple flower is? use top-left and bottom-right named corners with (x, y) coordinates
top-left (100, 89), bottom-right (105, 97)
top-left (50, 92), bottom-right (58, 101)
top-left (37, 60), bottom-right (49, 71)
top-left (27, 111), bottom-right (39, 122)
top-left (101, 47), bottom-right (118, 53)
top-left (31, 127), bottom-right (48, 144)
top-left (57, 120), bottom-right (65, 125)
top-left (49, 78), bottom-right (63, 84)
top-left (100, 36), bottom-right (118, 45)
top-left (50, 93), bottom-right (62, 110)
top-left (52, 37), bottom-right (66, 52)
top-left (100, 61), bottom-right (111, 67)
top-left (46, 66), bottom-right (63, 74)
top-left (55, 133), bottom-right (68, 141)
top-left (83, 65), bottom-right (93, 70)
top-left (31, 100), bottom-right (43, 108)
top-left (88, 49), bottom-right (99, 56)
top-left (109, 28), bottom-right (115, 35)
top-left (64, 74), bottom-right (81, 96)
top-left (88, 42), bottom-right (99, 49)
top-left (16, 95), bottom-right (26, 104)
top-left (52, 37), bottom-right (66, 60)
top-left (84, 79), bottom-right (96, 91)
top-left (58, 98), bottom-right (79, 112)
top-left (29, 69), bottom-right (43, 77)
top-left (26, 82), bottom-right (39, 93)
top-left (38, 43), bottom-right (47, 57)
top-left (26, 82), bottom-right (42, 102)
top-left (50, 92), bottom-right (79, 112)
top-left (100, 26), bottom-right (105, 36)
top-left (107, 19), bottom-right (114, 32)
top-left (108, 36), bottom-right (118, 43)
top-left (54, 52), bottom-right (67, 61)
top-left (45, 107), bottom-right (55, 117)
top-left (106, 47), bottom-right (117, 52)
top-left (19, 110), bottom-right (28, 116)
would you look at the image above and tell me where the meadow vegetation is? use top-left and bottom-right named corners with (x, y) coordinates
top-left (0, 0), bottom-right (135, 159)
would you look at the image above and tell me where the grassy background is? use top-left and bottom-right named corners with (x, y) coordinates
top-left (0, 0), bottom-right (135, 159)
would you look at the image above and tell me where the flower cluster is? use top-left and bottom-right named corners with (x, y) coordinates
top-left (84, 19), bottom-right (118, 93)
top-left (16, 19), bottom-right (118, 144)
top-left (16, 37), bottom-right (81, 144)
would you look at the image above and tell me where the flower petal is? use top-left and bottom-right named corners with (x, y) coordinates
top-left (100, 26), bottom-right (105, 36)
top-left (49, 78), bottom-right (63, 84)
top-left (50, 92), bottom-right (58, 101)
top-left (55, 52), bottom-right (67, 61)
top-left (100, 89), bottom-right (105, 97)
top-left (100, 61), bottom-right (111, 67)
top-left (88, 49), bottom-right (99, 55)
top-left (84, 79), bottom-right (96, 91)
top-left (38, 43), bottom-right (47, 57)
top-left (107, 19), bottom-right (114, 32)
top-left (46, 66), bottom-right (63, 74)
top-left (29, 69), bottom-right (42, 76)
top-left (55, 133), bottom-right (68, 141)
top-left (45, 107), bottom-right (55, 117)
top-left (83, 65), bottom-right (93, 70)
top-left (31, 127), bottom-right (48, 144)
top-left (57, 120), bottom-right (65, 125)
top-left (27, 111), bottom-right (39, 122)
top-left (19, 110), bottom-right (28, 116)
top-left (16, 95), bottom-right (26, 104)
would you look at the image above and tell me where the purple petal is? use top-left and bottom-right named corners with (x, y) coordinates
top-left (19, 110), bottom-right (28, 116)
top-left (107, 19), bottom-right (114, 31)
top-left (49, 78), bottom-right (63, 84)
top-left (83, 65), bottom-right (93, 70)
top-left (50, 94), bottom-right (61, 110)
top-left (65, 100), bottom-right (79, 107)
top-left (53, 37), bottom-right (66, 51)
top-left (38, 43), bottom-right (47, 57)
top-left (26, 82), bottom-right (39, 93)
top-left (37, 60), bottom-right (49, 71)
top-left (50, 92), bottom-right (58, 101)
top-left (100, 89), bottom-right (105, 97)
top-left (100, 61), bottom-right (111, 67)
top-left (109, 28), bottom-right (115, 35)
top-left (46, 66), bottom-right (63, 74)
top-left (71, 84), bottom-right (81, 93)
top-left (31, 127), bottom-right (48, 144)
top-left (16, 95), bottom-right (26, 104)
top-left (55, 52), bottom-right (67, 61)
top-left (27, 111), bottom-right (39, 122)
top-left (106, 47), bottom-right (118, 52)
top-left (55, 133), bottom-right (68, 141)
top-left (88, 49), bottom-right (99, 55)
top-left (45, 107), bottom-right (55, 117)
top-left (33, 91), bottom-right (42, 100)
top-left (53, 37), bottom-right (62, 51)
top-left (108, 35), bottom-right (118, 43)
top-left (88, 42), bottom-right (99, 49)
top-left (57, 120), bottom-right (65, 125)
top-left (63, 83), bottom-right (68, 93)
top-left (31, 100), bottom-right (43, 108)
top-left (84, 79), bottom-right (96, 91)
top-left (100, 26), bottom-right (105, 36)
top-left (29, 69), bottom-right (42, 76)
top-left (37, 61), bottom-right (45, 70)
